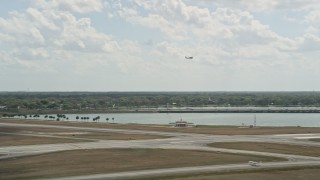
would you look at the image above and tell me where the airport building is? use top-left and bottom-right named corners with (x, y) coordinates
top-left (170, 119), bottom-right (195, 128)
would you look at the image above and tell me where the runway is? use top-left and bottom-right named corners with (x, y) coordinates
top-left (44, 161), bottom-right (320, 180)
top-left (1, 122), bottom-right (320, 179)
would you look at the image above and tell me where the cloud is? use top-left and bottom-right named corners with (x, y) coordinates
top-left (0, 0), bottom-right (143, 77)
top-left (54, 17), bottom-right (114, 52)
top-left (116, 0), bottom-right (280, 43)
top-left (0, 32), bottom-right (14, 42)
top-left (26, 8), bottom-right (60, 31)
top-left (194, 0), bottom-right (320, 12)
top-left (33, 0), bottom-right (104, 13)
top-left (305, 10), bottom-right (320, 24)
top-left (111, 0), bottom-right (300, 65)
top-left (298, 34), bottom-right (320, 51)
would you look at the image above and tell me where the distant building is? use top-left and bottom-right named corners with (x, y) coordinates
top-left (170, 119), bottom-right (195, 128)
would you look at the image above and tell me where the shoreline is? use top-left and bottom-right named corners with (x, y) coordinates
top-left (2, 107), bottom-right (320, 115)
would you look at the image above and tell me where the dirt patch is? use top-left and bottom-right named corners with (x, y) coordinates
top-left (208, 142), bottom-right (320, 157)
top-left (0, 123), bottom-right (168, 144)
top-left (0, 126), bottom-right (89, 146)
top-left (0, 126), bottom-right (72, 134)
top-left (0, 148), bottom-right (284, 179)
top-left (309, 139), bottom-right (320, 142)
top-left (2, 118), bottom-right (320, 135)
top-left (0, 134), bottom-right (88, 147)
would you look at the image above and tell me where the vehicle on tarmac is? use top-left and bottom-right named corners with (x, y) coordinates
top-left (248, 161), bottom-right (260, 167)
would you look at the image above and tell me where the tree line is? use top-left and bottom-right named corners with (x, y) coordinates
top-left (1, 92), bottom-right (320, 111)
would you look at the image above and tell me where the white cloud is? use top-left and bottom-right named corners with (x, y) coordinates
top-left (298, 34), bottom-right (320, 51)
top-left (30, 27), bottom-right (45, 43)
top-left (127, 14), bottom-right (187, 40)
top-left (33, 0), bottom-right (104, 13)
top-left (30, 47), bottom-right (49, 58)
top-left (305, 26), bottom-right (319, 34)
top-left (113, 0), bottom-right (299, 65)
top-left (0, 0), bottom-right (143, 77)
top-left (305, 10), bottom-right (320, 24)
top-left (194, 0), bottom-right (320, 12)
top-left (26, 8), bottom-right (59, 30)
top-left (117, 1), bottom-right (281, 44)
top-left (102, 41), bottom-right (120, 53)
top-left (0, 32), bottom-right (14, 42)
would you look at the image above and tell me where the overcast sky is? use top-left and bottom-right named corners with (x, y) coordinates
top-left (1, 0), bottom-right (320, 91)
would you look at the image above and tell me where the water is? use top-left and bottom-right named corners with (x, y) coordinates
top-left (9, 113), bottom-right (320, 127)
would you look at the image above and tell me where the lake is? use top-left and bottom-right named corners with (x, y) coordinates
top-left (11, 113), bottom-right (320, 127)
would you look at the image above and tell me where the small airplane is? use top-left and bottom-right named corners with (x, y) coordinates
top-left (185, 56), bottom-right (193, 59)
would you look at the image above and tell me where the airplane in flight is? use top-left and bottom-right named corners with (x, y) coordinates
top-left (185, 56), bottom-right (193, 60)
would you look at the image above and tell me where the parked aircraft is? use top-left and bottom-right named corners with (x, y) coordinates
top-left (185, 56), bottom-right (193, 59)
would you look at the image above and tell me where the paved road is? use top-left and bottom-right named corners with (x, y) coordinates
top-left (1, 122), bottom-right (320, 179)
top-left (44, 161), bottom-right (320, 180)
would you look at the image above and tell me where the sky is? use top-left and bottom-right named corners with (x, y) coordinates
top-left (1, 0), bottom-right (320, 91)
